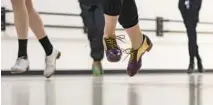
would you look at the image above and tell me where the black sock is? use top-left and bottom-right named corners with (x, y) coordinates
top-left (18, 39), bottom-right (28, 58)
top-left (39, 36), bottom-right (53, 56)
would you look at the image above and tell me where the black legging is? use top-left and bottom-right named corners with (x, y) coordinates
top-left (103, 0), bottom-right (139, 29)
top-left (179, 0), bottom-right (202, 61)
top-left (79, 3), bottom-right (104, 61)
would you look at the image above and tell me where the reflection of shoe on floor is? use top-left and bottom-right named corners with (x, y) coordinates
top-left (11, 56), bottom-right (29, 74)
top-left (92, 61), bottom-right (103, 76)
top-left (103, 36), bottom-right (122, 62)
top-left (126, 35), bottom-right (153, 77)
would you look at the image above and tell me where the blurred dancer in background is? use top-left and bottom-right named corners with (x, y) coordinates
top-left (78, 0), bottom-right (104, 76)
top-left (10, 0), bottom-right (61, 78)
top-left (179, 0), bottom-right (204, 73)
top-left (103, 0), bottom-right (153, 76)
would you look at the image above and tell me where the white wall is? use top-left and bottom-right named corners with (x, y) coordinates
top-left (1, 0), bottom-right (213, 70)
top-left (1, 0), bottom-right (213, 21)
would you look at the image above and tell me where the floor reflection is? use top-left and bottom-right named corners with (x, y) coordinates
top-left (128, 83), bottom-right (138, 105)
top-left (188, 74), bottom-right (203, 105)
top-left (12, 82), bottom-right (30, 105)
top-left (45, 79), bottom-right (56, 105)
top-left (92, 77), bottom-right (103, 105)
top-left (3, 74), bottom-right (211, 105)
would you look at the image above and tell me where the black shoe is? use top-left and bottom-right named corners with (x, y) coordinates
top-left (197, 60), bottom-right (204, 73)
top-left (187, 63), bottom-right (195, 74)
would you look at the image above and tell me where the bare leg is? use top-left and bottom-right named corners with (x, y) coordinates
top-left (25, 0), bottom-right (61, 78)
top-left (104, 15), bottom-right (117, 38)
top-left (125, 24), bottom-right (143, 50)
top-left (11, 0), bottom-right (29, 39)
top-left (118, 0), bottom-right (143, 50)
top-left (26, 0), bottom-right (54, 56)
top-left (26, 0), bottom-right (46, 39)
top-left (11, 0), bottom-right (29, 73)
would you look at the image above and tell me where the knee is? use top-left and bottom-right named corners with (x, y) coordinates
top-left (118, 15), bottom-right (138, 29)
top-left (103, 0), bottom-right (121, 16)
top-left (11, 0), bottom-right (25, 8)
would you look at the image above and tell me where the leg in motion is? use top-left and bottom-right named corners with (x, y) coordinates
top-left (79, 2), bottom-right (105, 76)
top-left (179, 0), bottom-right (195, 73)
top-left (119, 0), bottom-right (153, 76)
top-left (185, 20), bottom-right (196, 73)
top-left (11, 0), bottom-right (29, 74)
top-left (26, 0), bottom-right (61, 78)
top-left (186, 17), bottom-right (203, 73)
top-left (103, 0), bottom-right (122, 62)
top-left (192, 0), bottom-right (204, 72)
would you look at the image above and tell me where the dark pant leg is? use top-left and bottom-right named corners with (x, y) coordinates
top-left (185, 19), bottom-right (198, 61)
top-left (118, 0), bottom-right (139, 29)
top-left (190, 0), bottom-right (202, 60)
top-left (79, 3), bottom-right (104, 61)
top-left (79, 3), bottom-right (88, 33)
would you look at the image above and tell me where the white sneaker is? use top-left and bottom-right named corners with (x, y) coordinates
top-left (43, 49), bottom-right (61, 78)
top-left (11, 57), bottom-right (29, 74)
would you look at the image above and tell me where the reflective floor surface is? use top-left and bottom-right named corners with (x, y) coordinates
top-left (1, 74), bottom-right (213, 105)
